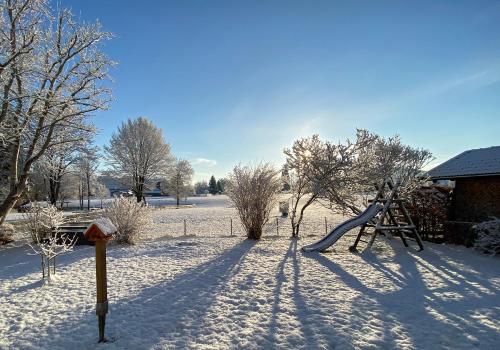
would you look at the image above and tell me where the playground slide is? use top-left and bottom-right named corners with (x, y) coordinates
top-left (302, 204), bottom-right (382, 252)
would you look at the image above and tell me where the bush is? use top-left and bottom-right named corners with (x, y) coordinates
top-left (226, 163), bottom-right (281, 240)
top-left (473, 219), bottom-right (500, 255)
top-left (0, 223), bottom-right (15, 245)
top-left (407, 184), bottom-right (451, 241)
top-left (105, 197), bottom-right (151, 244)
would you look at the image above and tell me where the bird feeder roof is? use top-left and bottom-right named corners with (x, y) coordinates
top-left (84, 218), bottom-right (116, 242)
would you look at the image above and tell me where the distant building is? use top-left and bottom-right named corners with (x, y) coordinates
top-left (428, 146), bottom-right (500, 245)
top-left (98, 176), bottom-right (130, 197)
top-left (99, 176), bottom-right (165, 197)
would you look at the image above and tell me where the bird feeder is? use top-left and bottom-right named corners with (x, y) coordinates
top-left (84, 218), bottom-right (116, 343)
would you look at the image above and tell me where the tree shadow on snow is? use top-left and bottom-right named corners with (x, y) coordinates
top-left (267, 238), bottom-right (325, 349)
top-left (33, 239), bottom-right (257, 348)
top-left (0, 244), bottom-right (94, 283)
top-left (103, 239), bottom-right (256, 348)
top-left (305, 241), bottom-right (499, 349)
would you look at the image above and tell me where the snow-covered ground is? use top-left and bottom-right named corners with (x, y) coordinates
top-left (5, 195), bottom-right (235, 222)
top-left (1, 197), bottom-right (499, 349)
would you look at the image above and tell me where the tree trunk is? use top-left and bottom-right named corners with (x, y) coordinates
top-left (48, 176), bottom-right (62, 206)
top-left (0, 184), bottom-right (26, 226)
top-left (247, 227), bottom-right (263, 240)
top-left (87, 176), bottom-right (91, 211)
top-left (0, 139), bottom-right (27, 226)
top-left (135, 180), bottom-right (144, 203)
top-left (41, 255), bottom-right (45, 279)
top-left (78, 182), bottom-right (84, 210)
top-left (46, 256), bottom-right (51, 282)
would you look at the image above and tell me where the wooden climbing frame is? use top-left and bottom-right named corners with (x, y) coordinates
top-left (349, 180), bottom-right (424, 252)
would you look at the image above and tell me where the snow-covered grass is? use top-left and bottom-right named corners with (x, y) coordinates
top-left (1, 197), bottom-right (499, 349)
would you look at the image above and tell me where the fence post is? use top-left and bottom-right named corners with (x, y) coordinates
top-left (276, 217), bottom-right (279, 236)
top-left (325, 217), bottom-right (328, 235)
top-left (230, 218), bottom-right (233, 236)
top-left (184, 219), bottom-right (187, 236)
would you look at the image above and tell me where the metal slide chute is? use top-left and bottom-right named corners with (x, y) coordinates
top-left (302, 204), bottom-right (382, 252)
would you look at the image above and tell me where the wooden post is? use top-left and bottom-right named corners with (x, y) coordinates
top-left (184, 219), bottom-right (187, 236)
top-left (325, 217), bottom-right (328, 235)
top-left (84, 219), bottom-right (115, 344)
top-left (276, 217), bottom-right (279, 236)
top-left (230, 218), bottom-right (233, 236)
top-left (95, 240), bottom-right (108, 343)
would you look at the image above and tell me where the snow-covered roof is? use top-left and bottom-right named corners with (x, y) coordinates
top-left (428, 146), bottom-right (500, 180)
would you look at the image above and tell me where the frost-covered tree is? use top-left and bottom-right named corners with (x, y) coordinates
top-left (194, 180), bottom-right (209, 195)
top-left (284, 135), bottom-right (325, 237)
top-left (226, 163), bottom-right (281, 240)
top-left (216, 178), bottom-right (226, 194)
top-left (24, 203), bottom-right (76, 281)
top-left (57, 171), bottom-right (81, 208)
top-left (40, 131), bottom-right (87, 205)
top-left (167, 159), bottom-right (194, 206)
top-left (291, 130), bottom-right (432, 218)
top-left (356, 134), bottom-right (433, 198)
top-left (94, 181), bottom-right (109, 209)
top-left (104, 117), bottom-right (173, 203)
top-left (0, 1), bottom-right (113, 227)
top-left (78, 145), bottom-right (100, 210)
top-left (208, 175), bottom-right (218, 195)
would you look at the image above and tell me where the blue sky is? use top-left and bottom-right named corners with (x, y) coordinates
top-left (62, 0), bottom-right (500, 182)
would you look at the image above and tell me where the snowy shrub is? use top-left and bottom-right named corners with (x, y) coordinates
top-left (226, 163), bottom-right (281, 240)
top-left (105, 197), bottom-right (151, 244)
top-left (24, 203), bottom-right (65, 243)
top-left (473, 219), bottom-right (500, 255)
top-left (0, 223), bottom-right (15, 245)
top-left (23, 203), bottom-right (76, 281)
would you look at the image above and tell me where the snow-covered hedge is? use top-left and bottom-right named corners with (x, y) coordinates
top-left (105, 197), bottom-right (151, 244)
top-left (473, 219), bottom-right (500, 255)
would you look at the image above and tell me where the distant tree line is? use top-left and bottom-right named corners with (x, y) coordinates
top-left (194, 175), bottom-right (226, 195)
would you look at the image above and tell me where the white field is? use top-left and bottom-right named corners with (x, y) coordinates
top-left (1, 196), bottom-right (499, 349)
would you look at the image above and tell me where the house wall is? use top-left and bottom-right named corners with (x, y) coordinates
top-left (452, 176), bottom-right (500, 222)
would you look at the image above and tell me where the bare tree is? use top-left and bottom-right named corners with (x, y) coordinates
top-left (40, 131), bottom-right (86, 205)
top-left (226, 163), bottom-right (281, 240)
top-left (94, 181), bottom-right (109, 209)
top-left (57, 171), bottom-right (80, 209)
top-left (167, 158), bottom-right (194, 207)
top-left (0, 1), bottom-right (113, 226)
top-left (78, 145), bottom-right (99, 210)
top-left (104, 117), bottom-right (173, 202)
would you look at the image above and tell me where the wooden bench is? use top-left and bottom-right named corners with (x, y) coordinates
top-left (53, 221), bottom-right (94, 245)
